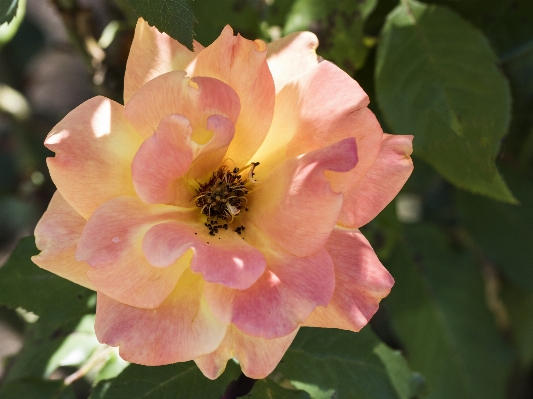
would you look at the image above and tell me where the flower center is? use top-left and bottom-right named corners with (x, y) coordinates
top-left (193, 162), bottom-right (259, 236)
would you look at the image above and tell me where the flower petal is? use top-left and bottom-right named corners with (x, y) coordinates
top-left (95, 269), bottom-right (227, 365)
top-left (254, 61), bottom-right (382, 193)
top-left (195, 325), bottom-right (298, 380)
top-left (266, 31), bottom-right (319, 93)
top-left (124, 71), bottom-right (240, 140)
top-left (249, 138), bottom-right (357, 257)
top-left (32, 191), bottom-right (94, 290)
top-left (338, 134), bottom-right (414, 228)
top-left (76, 196), bottom-right (189, 309)
top-left (304, 227), bottom-right (394, 331)
top-left (45, 97), bottom-right (143, 219)
top-left (124, 18), bottom-right (204, 104)
top-left (132, 113), bottom-right (234, 206)
top-left (204, 248), bottom-right (334, 339)
top-left (189, 26), bottom-right (275, 166)
top-left (142, 221), bottom-right (266, 290)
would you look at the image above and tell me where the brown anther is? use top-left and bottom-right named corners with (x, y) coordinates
top-left (193, 163), bottom-right (259, 235)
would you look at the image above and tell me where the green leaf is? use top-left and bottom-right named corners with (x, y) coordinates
top-left (275, 327), bottom-right (417, 399)
top-left (248, 380), bottom-right (311, 399)
top-left (376, 0), bottom-right (515, 203)
top-left (4, 314), bottom-right (105, 384)
top-left (192, 0), bottom-right (261, 46)
top-left (124, 0), bottom-right (195, 50)
top-left (0, 378), bottom-right (75, 399)
top-left (419, 1), bottom-right (533, 163)
top-left (0, 238), bottom-right (99, 383)
top-left (0, 0), bottom-right (18, 25)
top-left (385, 224), bottom-right (513, 399)
top-left (0, 236), bottom-right (95, 322)
top-left (456, 168), bottom-right (533, 292)
top-left (89, 360), bottom-right (240, 399)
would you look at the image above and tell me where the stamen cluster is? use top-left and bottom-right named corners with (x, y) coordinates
top-left (194, 164), bottom-right (256, 235)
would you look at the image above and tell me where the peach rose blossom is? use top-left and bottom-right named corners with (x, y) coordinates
top-left (32, 19), bottom-right (413, 379)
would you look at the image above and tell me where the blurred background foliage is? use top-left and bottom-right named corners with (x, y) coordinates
top-left (0, 0), bottom-right (532, 398)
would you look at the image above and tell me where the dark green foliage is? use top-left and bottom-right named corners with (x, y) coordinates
top-left (385, 224), bottom-right (513, 399)
top-left (276, 327), bottom-right (417, 399)
top-left (0, 0), bottom-right (18, 25)
top-left (456, 168), bottom-right (533, 291)
top-left (0, 237), bottom-right (95, 322)
top-left (501, 282), bottom-right (533, 367)
top-left (90, 361), bottom-right (241, 399)
top-left (376, 0), bottom-right (515, 203)
top-left (419, 0), bottom-right (533, 173)
top-left (0, 379), bottom-right (75, 399)
top-left (247, 380), bottom-right (311, 398)
top-left (0, 238), bottom-right (97, 388)
top-left (283, 0), bottom-right (377, 73)
top-left (421, 0), bottom-right (533, 55)
top-left (124, 0), bottom-right (195, 49)
top-left (5, 315), bottom-right (98, 382)
top-left (192, 0), bottom-right (262, 45)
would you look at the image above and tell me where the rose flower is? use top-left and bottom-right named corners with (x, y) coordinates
top-left (32, 19), bottom-right (413, 379)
